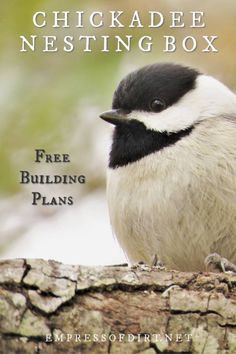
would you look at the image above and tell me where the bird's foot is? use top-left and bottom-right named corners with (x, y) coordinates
top-left (151, 254), bottom-right (166, 270)
top-left (204, 253), bottom-right (236, 273)
top-left (131, 255), bottom-right (165, 271)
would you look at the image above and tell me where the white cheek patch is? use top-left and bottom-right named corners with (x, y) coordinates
top-left (126, 75), bottom-right (236, 133)
top-left (128, 106), bottom-right (199, 133)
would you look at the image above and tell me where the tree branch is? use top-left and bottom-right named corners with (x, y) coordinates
top-left (0, 259), bottom-right (236, 353)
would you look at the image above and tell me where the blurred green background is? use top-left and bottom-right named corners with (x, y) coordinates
top-left (0, 0), bottom-right (235, 263)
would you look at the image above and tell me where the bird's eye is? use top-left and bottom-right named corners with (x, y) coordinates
top-left (150, 98), bottom-right (166, 113)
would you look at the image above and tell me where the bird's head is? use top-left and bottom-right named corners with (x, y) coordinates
top-left (100, 63), bottom-right (236, 168)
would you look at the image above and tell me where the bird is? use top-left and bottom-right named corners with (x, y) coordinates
top-left (99, 62), bottom-right (236, 272)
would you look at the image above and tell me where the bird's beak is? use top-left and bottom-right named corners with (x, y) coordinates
top-left (99, 109), bottom-right (129, 125)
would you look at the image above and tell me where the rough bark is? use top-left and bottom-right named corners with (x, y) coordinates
top-left (0, 259), bottom-right (236, 354)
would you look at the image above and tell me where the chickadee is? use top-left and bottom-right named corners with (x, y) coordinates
top-left (100, 63), bottom-right (236, 272)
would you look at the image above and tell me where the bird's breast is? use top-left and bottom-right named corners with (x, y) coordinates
top-left (107, 150), bottom-right (194, 266)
